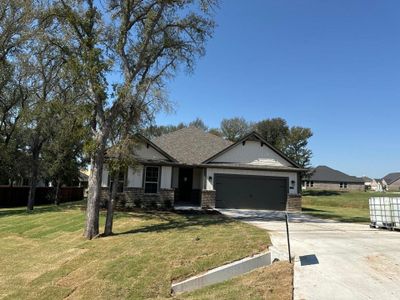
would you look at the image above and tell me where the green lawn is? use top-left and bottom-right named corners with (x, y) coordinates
top-left (302, 190), bottom-right (400, 223)
top-left (180, 261), bottom-right (293, 300)
top-left (0, 203), bottom-right (291, 299)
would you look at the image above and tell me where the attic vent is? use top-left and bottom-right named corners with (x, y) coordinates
top-left (146, 143), bottom-right (150, 148)
top-left (242, 141), bottom-right (246, 146)
top-left (261, 142), bottom-right (264, 147)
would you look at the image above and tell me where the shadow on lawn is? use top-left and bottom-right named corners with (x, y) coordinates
top-left (302, 190), bottom-right (342, 197)
top-left (113, 210), bottom-right (233, 236)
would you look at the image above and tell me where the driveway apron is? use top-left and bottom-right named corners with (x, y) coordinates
top-left (218, 209), bottom-right (400, 300)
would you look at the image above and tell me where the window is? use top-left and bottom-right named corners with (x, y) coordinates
top-left (144, 166), bottom-right (160, 193)
top-left (344, 182), bottom-right (348, 188)
top-left (310, 181), bottom-right (314, 187)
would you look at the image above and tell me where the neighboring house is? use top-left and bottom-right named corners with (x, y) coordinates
top-left (362, 176), bottom-right (373, 190)
top-left (78, 171), bottom-right (89, 198)
top-left (101, 127), bottom-right (304, 211)
top-left (370, 178), bottom-right (387, 192)
top-left (78, 171), bottom-right (89, 188)
top-left (382, 172), bottom-right (400, 191)
top-left (302, 165), bottom-right (364, 191)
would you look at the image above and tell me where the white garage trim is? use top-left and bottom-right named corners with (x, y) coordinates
top-left (205, 167), bottom-right (298, 195)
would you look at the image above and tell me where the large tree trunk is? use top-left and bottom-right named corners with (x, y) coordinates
top-left (27, 150), bottom-right (39, 211)
top-left (84, 131), bottom-right (107, 239)
top-left (104, 171), bottom-right (118, 236)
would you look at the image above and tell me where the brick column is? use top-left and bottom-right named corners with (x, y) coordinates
top-left (160, 188), bottom-right (174, 208)
top-left (287, 194), bottom-right (302, 212)
top-left (201, 190), bottom-right (216, 208)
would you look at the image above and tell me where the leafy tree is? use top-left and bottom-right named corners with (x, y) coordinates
top-left (49, 0), bottom-right (217, 239)
top-left (254, 118), bottom-right (289, 150)
top-left (41, 101), bottom-right (89, 204)
top-left (189, 117), bottom-right (208, 131)
top-left (143, 123), bottom-right (186, 138)
top-left (284, 126), bottom-right (313, 168)
top-left (220, 117), bottom-right (250, 141)
top-left (0, 0), bottom-right (33, 185)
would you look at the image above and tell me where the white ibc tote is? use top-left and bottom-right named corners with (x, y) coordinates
top-left (391, 198), bottom-right (400, 229)
top-left (369, 197), bottom-right (393, 228)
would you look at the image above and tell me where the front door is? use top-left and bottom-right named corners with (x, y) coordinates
top-left (178, 168), bottom-right (193, 203)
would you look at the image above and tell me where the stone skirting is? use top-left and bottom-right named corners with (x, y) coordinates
top-left (287, 194), bottom-right (302, 212)
top-left (201, 190), bottom-right (216, 208)
top-left (100, 187), bottom-right (174, 209)
top-left (100, 187), bottom-right (109, 207)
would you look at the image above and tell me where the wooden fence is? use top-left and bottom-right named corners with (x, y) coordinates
top-left (0, 186), bottom-right (84, 208)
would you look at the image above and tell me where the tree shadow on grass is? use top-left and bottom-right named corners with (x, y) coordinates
top-left (112, 209), bottom-right (234, 236)
top-left (302, 190), bottom-right (342, 197)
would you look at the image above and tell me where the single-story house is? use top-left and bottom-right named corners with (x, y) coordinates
top-left (382, 172), bottom-right (400, 191)
top-left (302, 165), bottom-right (364, 191)
top-left (101, 127), bottom-right (304, 211)
top-left (363, 177), bottom-right (387, 192)
top-left (370, 178), bottom-right (387, 192)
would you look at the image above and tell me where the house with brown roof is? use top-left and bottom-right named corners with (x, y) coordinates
top-left (100, 127), bottom-right (304, 211)
top-left (302, 165), bottom-right (365, 191)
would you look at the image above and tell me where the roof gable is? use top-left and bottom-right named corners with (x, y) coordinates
top-left (135, 135), bottom-right (177, 162)
top-left (383, 172), bottom-right (400, 185)
top-left (309, 165), bottom-right (364, 183)
top-left (152, 127), bottom-right (232, 164)
top-left (203, 132), bottom-right (300, 168)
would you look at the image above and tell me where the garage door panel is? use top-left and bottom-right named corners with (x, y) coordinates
top-left (215, 174), bottom-right (287, 210)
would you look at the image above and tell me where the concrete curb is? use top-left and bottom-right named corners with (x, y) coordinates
top-left (171, 251), bottom-right (271, 294)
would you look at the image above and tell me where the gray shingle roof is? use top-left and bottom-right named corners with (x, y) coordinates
top-left (309, 165), bottom-right (364, 183)
top-left (383, 172), bottom-right (400, 185)
top-left (152, 127), bottom-right (233, 164)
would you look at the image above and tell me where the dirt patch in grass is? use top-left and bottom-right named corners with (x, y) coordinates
top-left (178, 261), bottom-right (293, 300)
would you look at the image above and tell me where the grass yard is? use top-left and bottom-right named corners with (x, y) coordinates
top-left (302, 190), bottom-right (400, 223)
top-left (180, 261), bottom-right (293, 300)
top-left (0, 203), bottom-right (292, 299)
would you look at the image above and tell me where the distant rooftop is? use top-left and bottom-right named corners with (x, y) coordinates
top-left (383, 172), bottom-right (400, 185)
top-left (309, 165), bottom-right (364, 183)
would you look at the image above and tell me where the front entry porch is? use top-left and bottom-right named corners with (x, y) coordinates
top-left (173, 167), bottom-right (203, 207)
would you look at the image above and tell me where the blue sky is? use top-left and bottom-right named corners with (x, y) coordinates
top-left (155, 0), bottom-right (400, 178)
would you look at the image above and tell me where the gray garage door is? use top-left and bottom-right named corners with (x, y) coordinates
top-left (215, 174), bottom-right (288, 210)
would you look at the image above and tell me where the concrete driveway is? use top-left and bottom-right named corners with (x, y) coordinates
top-left (218, 209), bottom-right (400, 300)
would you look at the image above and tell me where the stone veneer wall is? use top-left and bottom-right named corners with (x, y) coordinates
top-left (306, 182), bottom-right (364, 191)
top-left (201, 190), bottom-right (216, 208)
top-left (100, 187), bottom-right (174, 209)
top-left (287, 194), bottom-right (302, 212)
top-left (100, 187), bottom-right (109, 207)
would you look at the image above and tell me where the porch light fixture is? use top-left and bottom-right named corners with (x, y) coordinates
top-left (208, 176), bottom-right (213, 182)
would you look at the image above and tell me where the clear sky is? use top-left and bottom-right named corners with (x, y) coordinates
top-left (155, 0), bottom-right (400, 178)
